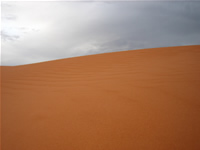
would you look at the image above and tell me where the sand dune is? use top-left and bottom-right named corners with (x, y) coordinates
top-left (1, 45), bottom-right (200, 150)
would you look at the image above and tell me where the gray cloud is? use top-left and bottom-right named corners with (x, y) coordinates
top-left (1, 1), bottom-right (200, 66)
top-left (2, 14), bottom-right (17, 20)
top-left (1, 30), bottom-right (20, 41)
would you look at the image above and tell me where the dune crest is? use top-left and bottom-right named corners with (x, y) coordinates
top-left (1, 45), bottom-right (200, 150)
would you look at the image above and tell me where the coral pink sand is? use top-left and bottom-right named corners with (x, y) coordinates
top-left (1, 45), bottom-right (200, 150)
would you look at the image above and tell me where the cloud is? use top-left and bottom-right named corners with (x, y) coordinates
top-left (1, 30), bottom-right (20, 41)
top-left (2, 14), bottom-right (17, 20)
top-left (1, 1), bottom-right (200, 66)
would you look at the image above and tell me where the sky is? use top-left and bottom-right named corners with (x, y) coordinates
top-left (1, 1), bottom-right (200, 66)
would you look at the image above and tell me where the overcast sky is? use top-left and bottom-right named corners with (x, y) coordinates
top-left (1, 1), bottom-right (200, 66)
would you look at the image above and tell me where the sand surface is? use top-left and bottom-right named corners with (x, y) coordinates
top-left (1, 45), bottom-right (200, 150)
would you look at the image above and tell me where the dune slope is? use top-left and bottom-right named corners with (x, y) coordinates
top-left (1, 45), bottom-right (200, 150)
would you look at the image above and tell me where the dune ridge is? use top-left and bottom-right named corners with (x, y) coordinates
top-left (1, 45), bottom-right (200, 150)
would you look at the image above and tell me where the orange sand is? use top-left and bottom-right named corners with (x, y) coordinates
top-left (1, 45), bottom-right (200, 150)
